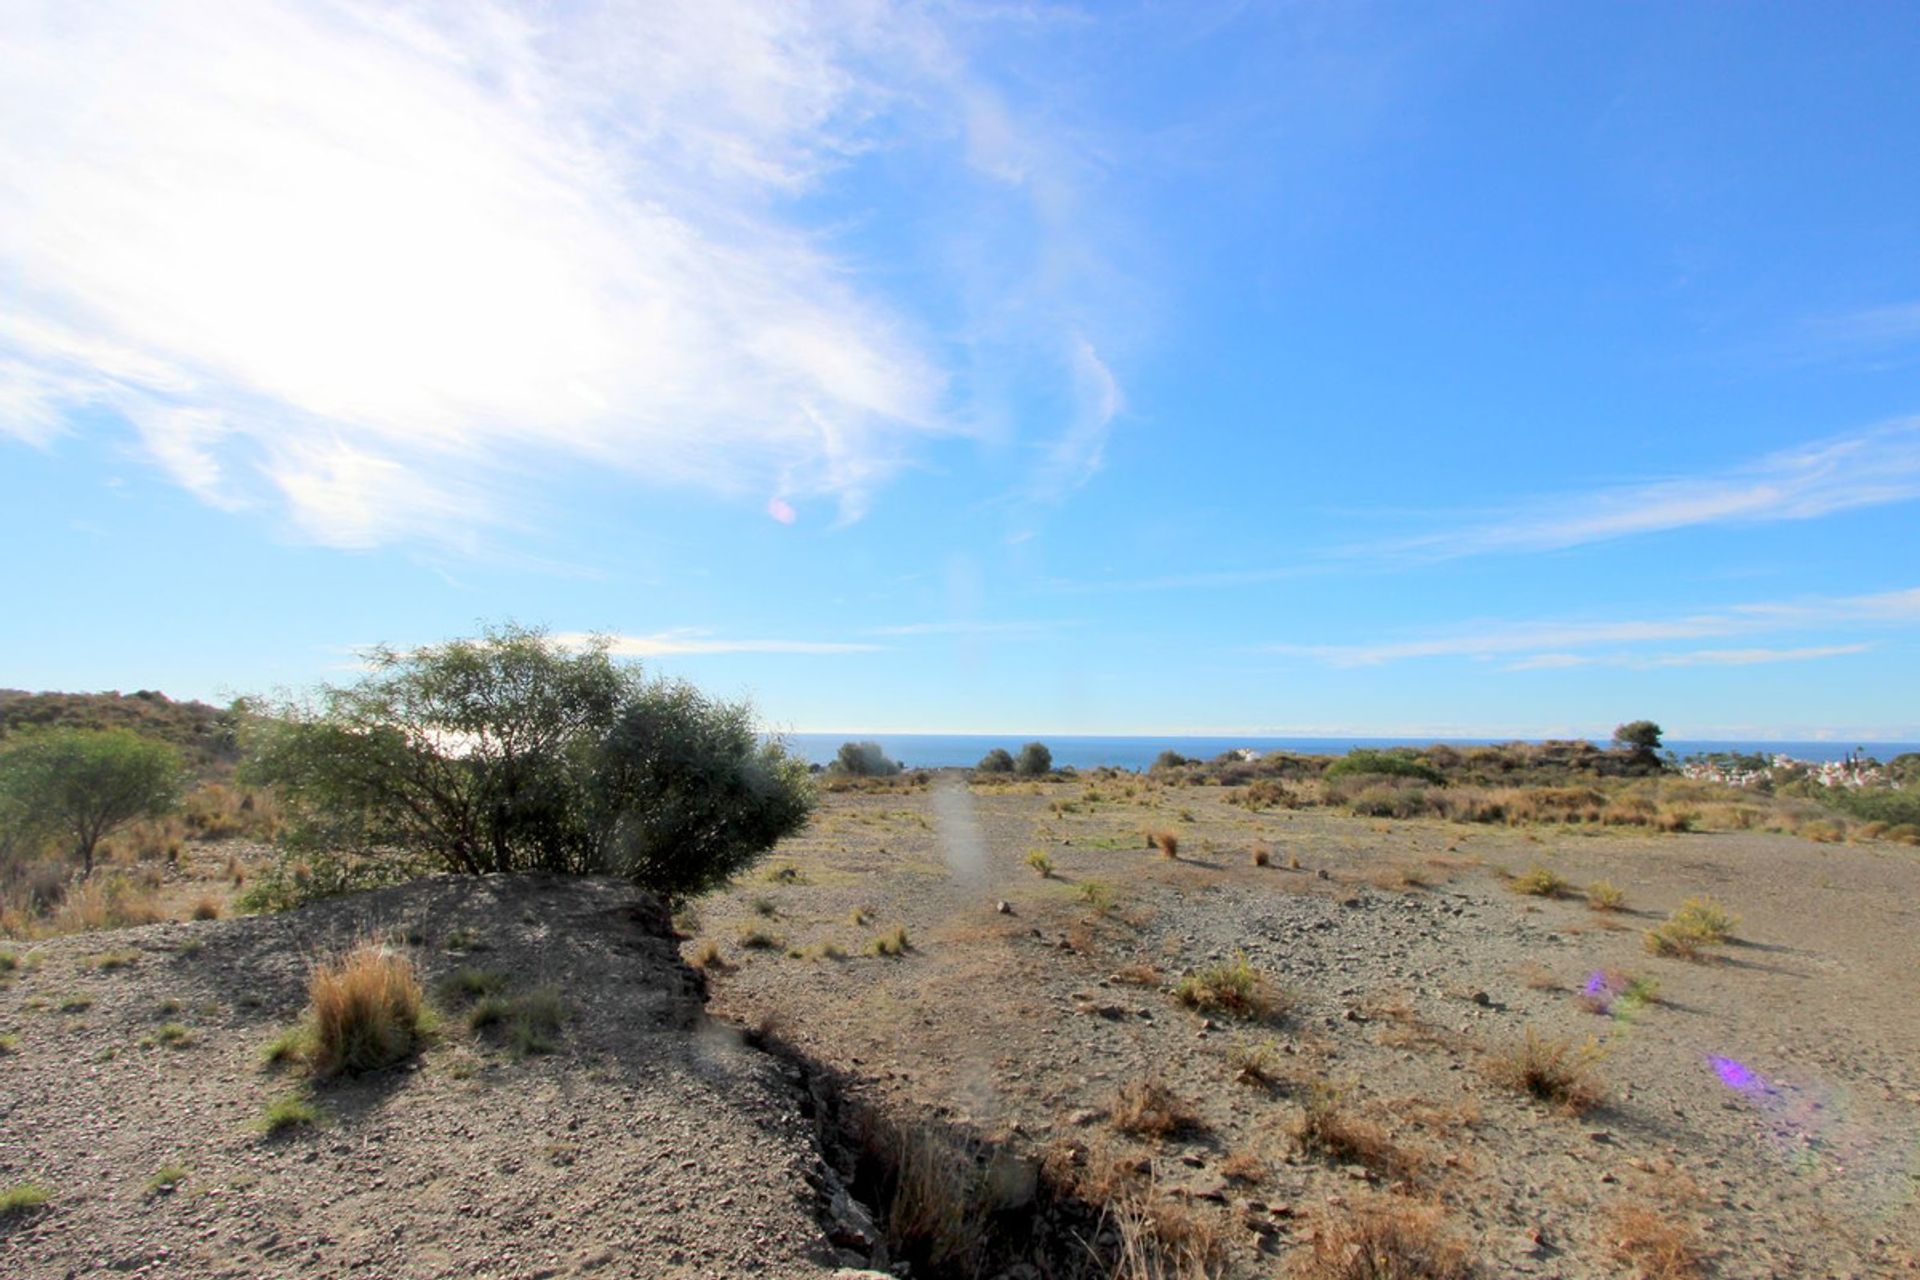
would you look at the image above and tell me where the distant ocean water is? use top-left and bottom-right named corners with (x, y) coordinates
top-left (781, 733), bottom-right (1919, 771)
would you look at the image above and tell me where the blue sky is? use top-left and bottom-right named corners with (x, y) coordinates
top-left (3, 1), bottom-right (1918, 740)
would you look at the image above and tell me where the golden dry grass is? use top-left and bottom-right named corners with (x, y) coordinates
top-left (1289, 1086), bottom-right (1422, 1181)
top-left (1484, 1028), bottom-right (1605, 1115)
top-left (1109, 1076), bottom-right (1203, 1140)
top-left (305, 941), bottom-right (426, 1079)
top-left (1610, 1202), bottom-right (1704, 1278)
top-left (1290, 1195), bottom-right (1475, 1279)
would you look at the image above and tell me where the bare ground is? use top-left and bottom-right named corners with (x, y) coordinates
top-left (691, 776), bottom-right (1920, 1278)
top-left (3, 778), bottom-right (1918, 1278)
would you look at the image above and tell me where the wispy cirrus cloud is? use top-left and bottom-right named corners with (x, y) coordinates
top-left (1502, 644), bottom-right (1872, 672)
top-left (0, 1), bottom-right (1125, 547)
top-left (555, 630), bottom-right (882, 658)
top-left (1271, 586), bottom-right (1920, 667)
top-left (1046, 420), bottom-right (1920, 593)
top-left (1367, 420), bottom-right (1920, 562)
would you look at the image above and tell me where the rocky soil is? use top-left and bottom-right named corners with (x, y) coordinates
top-left (691, 775), bottom-right (1920, 1278)
top-left (4, 776), bottom-right (1919, 1278)
top-left (0, 876), bottom-right (875, 1279)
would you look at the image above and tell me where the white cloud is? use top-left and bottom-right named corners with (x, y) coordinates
top-left (1503, 644), bottom-right (1872, 672)
top-left (0, 1), bottom-right (1114, 545)
top-left (1274, 586), bottom-right (1920, 667)
top-left (1371, 419), bottom-right (1920, 561)
top-left (556, 629), bottom-right (882, 657)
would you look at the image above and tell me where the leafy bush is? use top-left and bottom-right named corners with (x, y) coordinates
top-left (0, 729), bottom-right (184, 875)
top-left (833, 741), bottom-right (900, 777)
top-left (244, 625), bottom-right (813, 899)
top-left (1014, 741), bottom-right (1053, 776)
top-left (975, 748), bottom-right (1014, 774)
top-left (1173, 951), bottom-right (1281, 1020)
top-left (1323, 750), bottom-right (1444, 785)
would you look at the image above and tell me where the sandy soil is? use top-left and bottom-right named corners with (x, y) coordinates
top-left (3, 776), bottom-right (1918, 1279)
top-left (691, 775), bottom-right (1920, 1278)
top-left (0, 877), bottom-right (847, 1280)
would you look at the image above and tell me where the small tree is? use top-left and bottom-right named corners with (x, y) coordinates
top-left (0, 729), bottom-right (183, 875)
top-left (833, 741), bottom-right (900, 778)
top-left (1612, 721), bottom-right (1665, 768)
top-left (245, 625), bottom-right (813, 898)
top-left (1151, 750), bottom-right (1192, 771)
top-left (1014, 741), bottom-right (1053, 776)
top-left (976, 747), bottom-right (1015, 774)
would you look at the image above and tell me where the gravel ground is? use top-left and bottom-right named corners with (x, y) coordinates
top-left (4, 779), bottom-right (1917, 1279)
top-left (693, 775), bottom-right (1920, 1278)
top-left (0, 876), bottom-right (849, 1280)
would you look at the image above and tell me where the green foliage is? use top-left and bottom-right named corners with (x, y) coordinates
top-left (975, 747), bottom-right (1015, 774)
top-left (0, 689), bottom-right (238, 768)
top-left (1612, 720), bottom-right (1665, 766)
top-left (1323, 750), bottom-right (1444, 785)
top-left (1151, 749), bottom-right (1192, 771)
top-left (0, 728), bottom-right (184, 874)
top-left (833, 740), bottom-right (900, 777)
top-left (243, 624), bottom-right (813, 899)
top-left (0, 1182), bottom-right (51, 1214)
top-left (1014, 741), bottom-right (1053, 776)
top-left (1823, 785), bottom-right (1920, 828)
top-left (257, 1092), bottom-right (318, 1135)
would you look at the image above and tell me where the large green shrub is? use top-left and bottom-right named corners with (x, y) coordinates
top-left (832, 741), bottom-right (900, 778)
top-left (1323, 749), bottom-right (1444, 786)
top-left (1014, 741), bottom-right (1053, 776)
top-left (244, 625), bottom-right (813, 899)
top-left (0, 729), bottom-right (183, 875)
top-left (975, 748), bottom-right (1015, 774)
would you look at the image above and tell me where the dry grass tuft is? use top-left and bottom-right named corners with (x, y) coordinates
top-left (190, 895), bottom-right (222, 921)
top-left (1289, 1086), bottom-right (1421, 1181)
top-left (1291, 1195), bottom-right (1475, 1279)
top-left (1509, 864), bottom-right (1569, 897)
top-left (1586, 880), bottom-right (1626, 912)
top-left (1610, 1202), bottom-right (1704, 1279)
top-left (1227, 1037), bottom-right (1285, 1088)
top-left (865, 925), bottom-right (911, 957)
top-left (1173, 951), bottom-right (1283, 1021)
top-left (1149, 829), bottom-right (1181, 859)
top-left (1025, 848), bottom-right (1054, 877)
top-left (1484, 1027), bottom-right (1605, 1115)
top-left (1109, 1075), bottom-right (1204, 1140)
top-left (1668, 896), bottom-right (1739, 943)
top-left (1110, 962), bottom-right (1162, 986)
top-left (305, 941), bottom-right (426, 1079)
top-left (1109, 1191), bottom-right (1228, 1280)
top-left (690, 938), bottom-right (725, 970)
top-left (1251, 843), bottom-right (1272, 867)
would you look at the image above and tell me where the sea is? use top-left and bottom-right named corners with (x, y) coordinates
top-left (781, 733), bottom-right (1919, 772)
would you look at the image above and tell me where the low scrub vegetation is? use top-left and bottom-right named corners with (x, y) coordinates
top-left (257, 1091), bottom-right (319, 1135)
top-left (864, 925), bottom-right (911, 957)
top-left (268, 941), bottom-right (429, 1079)
top-left (1485, 1028), bottom-right (1605, 1114)
top-left (1108, 1075), bottom-right (1203, 1140)
top-left (1644, 896), bottom-right (1739, 960)
top-left (1289, 1086), bottom-right (1421, 1182)
top-left (1509, 864), bottom-right (1569, 897)
top-left (1610, 1202), bottom-right (1704, 1279)
top-left (468, 989), bottom-right (565, 1057)
top-left (1174, 952), bottom-right (1282, 1021)
top-left (1586, 879), bottom-right (1626, 911)
top-left (1292, 1195), bottom-right (1475, 1279)
top-left (0, 1181), bottom-right (52, 1216)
